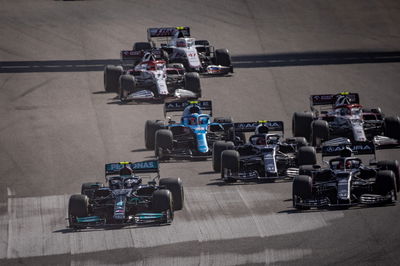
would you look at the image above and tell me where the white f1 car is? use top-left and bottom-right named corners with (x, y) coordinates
top-left (104, 49), bottom-right (201, 102)
top-left (146, 26), bottom-right (233, 75)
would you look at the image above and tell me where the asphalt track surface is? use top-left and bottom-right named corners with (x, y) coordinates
top-left (1, 0), bottom-right (400, 265)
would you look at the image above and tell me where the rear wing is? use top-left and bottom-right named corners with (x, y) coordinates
top-left (310, 92), bottom-right (360, 109)
top-left (321, 142), bottom-right (375, 157)
top-left (234, 121), bottom-right (284, 134)
top-left (164, 100), bottom-right (212, 117)
top-left (105, 160), bottom-right (159, 176)
top-left (147, 27), bottom-right (190, 40)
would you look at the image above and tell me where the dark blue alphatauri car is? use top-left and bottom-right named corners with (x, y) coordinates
top-left (67, 160), bottom-right (184, 229)
top-left (144, 100), bottom-right (242, 160)
top-left (292, 140), bottom-right (399, 210)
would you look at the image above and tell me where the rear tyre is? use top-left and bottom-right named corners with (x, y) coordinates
top-left (297, 146), bottom-right (317, 166)
top-left (384, 116), bottom-right (400, 141)
top-left (212, 141), bottom-right (234, 172)
top-left (292, 175), bottom-right (312, 210)
top-left (145, 120), bottom-right (164, 150)
top-left (292, 112), bottom-right (314, 142)
top-left (375, 170), bottom-right (397, 202)
top-left (119, 74), bottom-right (136, 100)
top-left (155, 129), bottom-right (173, 160)
top-left (184, 72), bottom-right (201, 98)
top-left (159, 178), bottom-right (184, 211)
top-left (104, 65), bottom-right (123, 93)
top-left (215, 48), bottom-right (231, 67)
top-left (152, 189), bottom-right (174, 223)
top-left (311, 120), bottom-right (329, 146)
top-left (221, 150), bottom-right (239, 183)
top-left (133, 42), bottom-right (152, 51)
top-left (377, 160), bottom-right (400, 192)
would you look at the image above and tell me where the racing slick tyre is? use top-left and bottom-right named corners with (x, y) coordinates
top-left (212, 141), bottom-right (235, 172)
top-left (292, 112), bottom-right (314, 142)
top-left (119, 74), bottom-right (136, 100)
top-left (213, 117), bottom-right (233, 123)
top-left (184, 72), bottom-right (201, 98)
top-left (159, 178), bottom-right (184, 211)
top-left (383, 116), bottom-right (400, 141)
top-left (375, 170), bottom-right (397, 202)
top-left (133, 42), bottom-right (152, 51)
top-left (104, 65), bottom-right (123, 93)
top-left (152, 189), bottom-right (174, 223)
top-left (155, 129), bottom-right (173, 160)
top-left (145, 120), bottom-right (165, 150)
top-left (221, 150), bottom-right (239, 183)
top-left (81, 182), bottom-right (103, 199)
top-left (68, 194), bottom-right (89, 228)
top-left (215, 48), bottom-right (231, 67)
top-left (377, 160), bottom-right (400, 192)
top-left (297, 146), bottom-right (317, 166)
top-left (311, 120), bottom-right (329, 147)
top-left (292, 175), bottom-right (312, 210)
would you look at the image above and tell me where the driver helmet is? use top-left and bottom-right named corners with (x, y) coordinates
top-left (176, 38), bottom-right (187, 47)
top-left (335, 95), bottom-right (351, 107)
top-left (255, 124), bottom-right (269, 135)
top-left (119, 166), bottom-right (133, 176)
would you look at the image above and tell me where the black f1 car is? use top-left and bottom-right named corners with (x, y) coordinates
top-left (212, 121), bottom-right (317, 182)
top-left (292, 140), bottom-right (399, 210)
top-left (67, 160), bottom-right (184, 229)
top-left (144, 100), bottom-right (243, 160)
top-left (292, 92), bottom-right (400, 148)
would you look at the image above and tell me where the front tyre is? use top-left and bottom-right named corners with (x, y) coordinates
top-left (159, 178), bottom-right (184, 211)
top-left (221, 150), bottom-right (239, 183)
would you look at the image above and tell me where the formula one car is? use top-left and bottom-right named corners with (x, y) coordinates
top-left (292, 92), bottom-right (400, 148)
top-left (104, 49), bottom-right (201, 102)
top-left (212, 121), bottom-right (317, 182)
top-left (144, 100), bottom-right (243, 160)
top-left (292, 140), bottom-right (399, 210)
top-left (67, 160), bottom-right (184, 229)
top-left (146, 26), bottom-right (233, 75)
